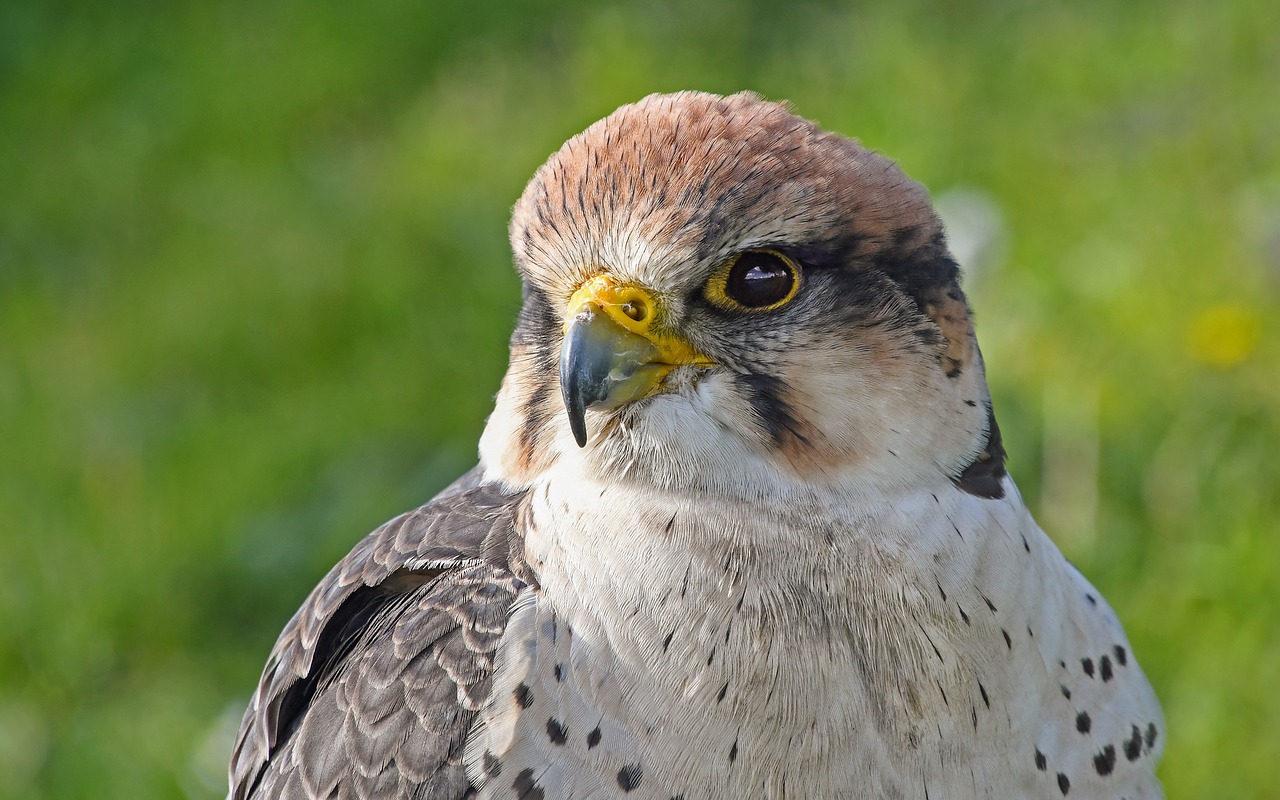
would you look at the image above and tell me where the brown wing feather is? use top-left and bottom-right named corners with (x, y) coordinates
top-left (229, 468), bottom-right (530, 799)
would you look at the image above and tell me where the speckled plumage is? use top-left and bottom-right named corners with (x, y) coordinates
top-left (231, 92), bottom-right (1164, 799)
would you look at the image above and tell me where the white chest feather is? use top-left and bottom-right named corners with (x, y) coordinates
top-left (465, 474), bottom-right (1164, 800)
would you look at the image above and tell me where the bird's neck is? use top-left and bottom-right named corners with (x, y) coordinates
top-left (526, 466), bottom-right (1025, 695)
top-left (509, 468), bottom-right (1046, 794)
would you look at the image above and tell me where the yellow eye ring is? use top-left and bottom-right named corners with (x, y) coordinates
top-left (704, 250), bottom-right (802, 311)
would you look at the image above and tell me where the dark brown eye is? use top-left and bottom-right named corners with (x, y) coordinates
top-left (723, 251), bottom-right (799, 309)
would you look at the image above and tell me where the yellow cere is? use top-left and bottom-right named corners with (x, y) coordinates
top-left (567, 275), bottom-right (658, 336)
top-left (566, 274), bottom-right (715, 367)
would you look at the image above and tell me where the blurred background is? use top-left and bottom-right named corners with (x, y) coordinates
top-left (1, 0), bottom-right (1276, 797)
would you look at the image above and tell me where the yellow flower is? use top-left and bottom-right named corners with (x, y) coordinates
top-left (1186, 304), bottom-right (1261, 367)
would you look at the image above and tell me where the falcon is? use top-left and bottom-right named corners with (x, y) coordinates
top-left (229, 91), bottom-right (1165, 799)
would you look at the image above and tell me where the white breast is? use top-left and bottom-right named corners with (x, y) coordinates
top-left (466, 469), bottom-right (1164, 800)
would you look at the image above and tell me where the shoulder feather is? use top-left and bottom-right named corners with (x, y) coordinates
top-left (229, 468), bottom-right (530, 799)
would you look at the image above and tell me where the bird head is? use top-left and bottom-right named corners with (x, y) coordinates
top-left (480, 92), bottom-right (1002, 503)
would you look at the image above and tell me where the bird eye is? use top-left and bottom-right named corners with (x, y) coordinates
top-left (713, 250), bottom-right (801, 310)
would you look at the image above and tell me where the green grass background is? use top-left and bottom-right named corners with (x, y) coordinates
top-left (2, 0), bottom-right (1276, 797)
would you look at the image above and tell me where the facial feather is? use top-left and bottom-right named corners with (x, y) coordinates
top-left (482, 90), bottom-right (996, 500)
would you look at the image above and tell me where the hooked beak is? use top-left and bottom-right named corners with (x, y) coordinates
top-left (559, 275), bottom-right (712, 447)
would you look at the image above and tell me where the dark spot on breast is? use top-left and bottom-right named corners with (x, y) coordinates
top-left (1082, 658), bottom-right (1095, 678)
top-left (483, 750), bottom-right (502, 777)
top-left (1145, 722), bottom-right (1158, 748)
top-left (513, 767), bottom-right (544, 799)
top-left (982, 595), bottom-right (998, 613)
top-left (1125, 726), bottom-right (1144, 761)
top-left (717, 682), bottom-right (729, 703)
top-left (925, 634), bottom-right (944, 663)
top-left (958, 605), bottom-right (970, 625)
top-left (1002, 628), bottom-right (1012, 649)
top-left (1060, 684), bottom-right (1072, 700)
top-left (1057, 772), bottom-right (1071, 795)
top-left (1035, 748), bottom-right (1047, 770)
top-left (1094, 744), bottom-right (1117, 775)
top-left (514, 683), bottom-right (534, 709)
top-left (1076, 711), bottom-right (1092, 734)
top-left (554, 663), bottom-right (565, 682)
top-left (1022, 534), bottom-right (1031, 552)
top-left (1114, 644), bottom-right (1128, 666)
top-left (706, 647), bottom-right (716, 666)
top-left (1100, 655), bottom-right (1113, 682)
top-left (587, 726), bottom-right (602, 749)
top-left (728, 738), bottom-right (739, 763)
top-left (978, 682), bottom-right (990, 709)
top-left (546, 718), bottom-right (568, 745)
top-left (663, 630), bottom-right (675, 652)
top-left (936, 580), bottom-right (947, 602)
top-left (1086, 593), bottom-right (1097, 606)
top-left (617, 763), bottom-right (643, 791)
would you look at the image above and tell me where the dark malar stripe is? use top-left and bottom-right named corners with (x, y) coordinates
top-left (511, 285), bottom-right (560, 466)
top-left (736, 372), bottom-right (805, 448)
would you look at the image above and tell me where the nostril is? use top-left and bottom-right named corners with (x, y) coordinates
top-left (621, 300), bottom-right (647, 322)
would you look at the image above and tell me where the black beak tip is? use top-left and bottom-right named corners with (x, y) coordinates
top-left (559, 352), bottom-right (590, 448)
top-left (569, 414), bottom-right (588, 448)
top-left (565, 392), bottom-right (589, 448)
